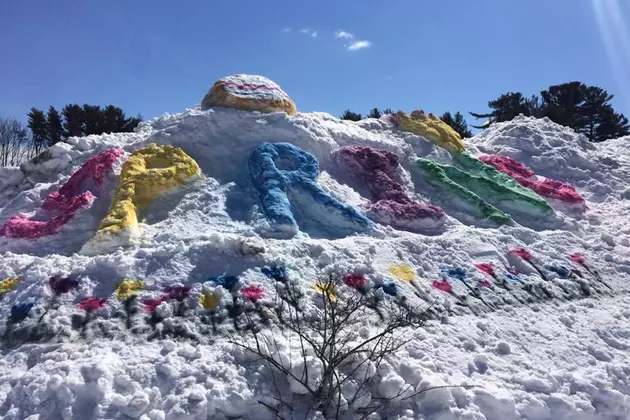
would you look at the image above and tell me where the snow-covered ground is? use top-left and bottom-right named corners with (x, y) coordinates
top-left (0, 109), bottom-right (629, 420)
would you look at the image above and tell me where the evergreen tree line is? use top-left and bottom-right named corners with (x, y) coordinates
top-left (0, 104), bottom-right (141, 167)
top-left (27, 104), bottom-right (142, 155)
top-left (470, 81), bottom-right (629, 142)
top-left (342, 81), bottom-right (629, 143)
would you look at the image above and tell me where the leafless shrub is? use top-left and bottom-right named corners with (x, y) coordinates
top-left (230, 273), bottom-right (470, 419)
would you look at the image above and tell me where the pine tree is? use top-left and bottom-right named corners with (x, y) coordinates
top-left (341, 109), bottom-right (363, 121)
top-left (27, 108), bottom-right (48, 154)
top-left (62, 104), bottom-right (85, 138)
top-left (595, 105), bottom-right (630, 142)
top-left (540, 82), bottom-right (629, 141)
top-left (46, 106), bottom-right (64, 146)
top-left (122, 113), bottom-right (142, 132)
top-left (83, 104), bottom-right (102, 135)
top-left (470, 92), bottom-right (541, 128)
top-left (367, 108), bottom-right (382, 119)
top-left (540, 82), bottom-right (585, 131)
top-left (440, 111), bottom-right (473, 138)
top-left (102, 105), bottom-right (126, 133)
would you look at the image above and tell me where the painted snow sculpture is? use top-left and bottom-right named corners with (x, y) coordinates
top-left (389, 110), bottom-right (466, 154)
top-left (413, 156), bottom-right (554, 222)
top-left (456, 153), bottom-right (553, 214)
top-left (479, 154), bottom-right (585, 205)
top-left (249, 142), bottom-right (373, 239)
top-left (88, 144), bottom-right (200, 246)
top-left (201, 74), bottom-right (298, 115)
top-left (0, 148), bottom-right (125, 239)
top-left (331, 146), bottom-right (445, 232)
top-left (412, 158), bottom-right (511, 223)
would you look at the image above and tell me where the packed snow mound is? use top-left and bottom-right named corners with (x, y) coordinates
top-left (200, 74), bottom-right (298, 115)
top-left (0, 103), bottom-right (630, 420)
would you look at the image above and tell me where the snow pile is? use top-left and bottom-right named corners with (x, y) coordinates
top-left (0, 104), bottom-right (629, 420)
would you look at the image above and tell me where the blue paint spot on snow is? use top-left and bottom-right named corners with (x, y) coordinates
top-left (9, 302), bottom-right (33, 323)
top-left (210, 275), bottom-right (240, 291)
top-left (503, 272), bottom-right (520, 282)
top-left (249, 142), bottom-right (373, 239)
top-left (261, 265), bottom-right (288, 282)
top-left (441, 267), bottom-right (468, 281)
top-left (379, 282), bottom-right (398, 296)
top-left (545, 262), bottom-right (572, 278)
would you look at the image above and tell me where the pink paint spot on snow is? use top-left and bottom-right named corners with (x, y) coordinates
top-left (432, 280), bottom-right (452, 293)
top-left (480, 154), bottom-right (584, 204)
top-left (332, 146), bottom-right (445, 232)
top-left (241, 285), bottom-right (264, 302)
top-left (0, 149), bottom-right (124, 239)
top-left (509, 248), bottom-right (533, 262)
top-left (479, 279), bottom-right (492, 288)
top-left (569, 253), bottom-right (586, 264)
top-left (344, 273), bottom-right (367, 290)
top-left (475, 263), bottom-right (496, 277)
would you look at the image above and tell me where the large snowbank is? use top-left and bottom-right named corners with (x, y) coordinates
top-left (0, 105), bottom-right (629, 419)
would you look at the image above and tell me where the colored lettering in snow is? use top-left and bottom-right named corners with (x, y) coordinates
top-left (413, 158), bottom-right (511, 223)
top-left (94, 144), bottom-right (200, 239)
top-left (332, 146), bottom-right (445, 232)
top-left (480, 154), bottom-right (585, 205)
top-left (249, 142), bottom-right (373, 238)
top-left (456, 153), bottom-right (552, 213)
top-left (0, 149), bottom-right (125, 239)
top-left (389, 110), bottom-right (466, 154)
top-left (201, 74), bottom-right (297, 115)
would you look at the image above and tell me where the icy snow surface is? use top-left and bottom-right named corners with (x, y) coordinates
top-left (0, 110), bottom-right (629, 419)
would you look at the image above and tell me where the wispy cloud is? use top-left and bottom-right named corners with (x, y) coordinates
top-left (347, 40), bottom-right (372, 51)
top-left (283, 27), bottom-right (291, 33)
top-left (300, 28), bottom-right (318, 38)
top-left (335, 30), bottom-right (354, 39)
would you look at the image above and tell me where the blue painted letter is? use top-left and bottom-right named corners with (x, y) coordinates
top-left (249, 142), bottom-right (373, 238)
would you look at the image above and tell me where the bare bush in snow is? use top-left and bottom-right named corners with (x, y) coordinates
top-left (230, 273), bottom-right (461, 419)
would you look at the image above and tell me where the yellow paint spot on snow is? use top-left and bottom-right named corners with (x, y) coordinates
top-left (96, 144), bottom-right (200, 237)
top-left (0, 277), bottom-right (20, 295)
top-left (200, 292), bottom-right (220, 310)
top-left (388, 265), bottom-right (416, 282)
top-left (115, 280), bottom-right (144, 299)
top-left (392, 110), bottom-right (466, 154)
top-left (313, 281), bottom-right (337, 301)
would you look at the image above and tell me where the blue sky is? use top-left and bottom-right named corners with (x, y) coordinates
top-left (1, 0), bottom-right (629, 127)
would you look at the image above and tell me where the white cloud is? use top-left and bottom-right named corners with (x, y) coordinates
top-left (283, 27), bottom-right (291, 33)
top-left (347, 40), bottom-right (372, 51)
top-left (300, 28), bottom-right (318, 38)
top-left (335, 30), bottom-right (354, 39)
